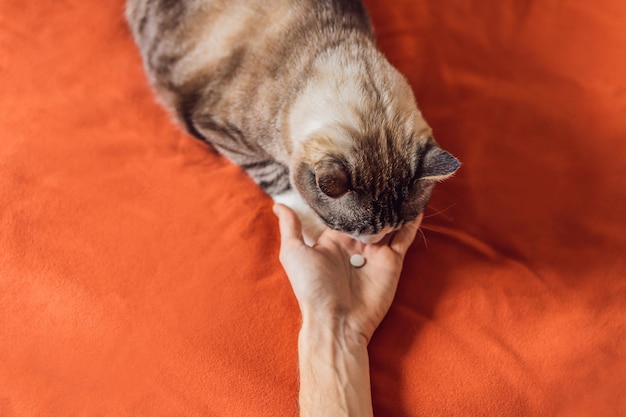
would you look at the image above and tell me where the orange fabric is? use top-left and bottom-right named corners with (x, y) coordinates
top-left (1, 0), bottom-right (625, 416)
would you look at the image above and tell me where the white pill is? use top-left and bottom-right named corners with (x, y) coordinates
top-left (350, 254), bottom-right (366, 268)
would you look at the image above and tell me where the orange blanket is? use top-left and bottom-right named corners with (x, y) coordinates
top-left (1, 0), bottom-right (625, 415)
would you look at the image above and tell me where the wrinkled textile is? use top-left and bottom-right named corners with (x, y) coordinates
top-left (1, 0), bottom-right (625, 416)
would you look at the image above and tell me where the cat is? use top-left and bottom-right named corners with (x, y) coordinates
top-left (126, 0), bottom-right (460, 244)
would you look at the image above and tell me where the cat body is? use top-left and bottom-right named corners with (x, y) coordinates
top-left (126, 0), bottom-right (459, 243)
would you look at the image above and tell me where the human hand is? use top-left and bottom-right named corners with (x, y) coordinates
top-left (273, 204), bottom-right (422, 344)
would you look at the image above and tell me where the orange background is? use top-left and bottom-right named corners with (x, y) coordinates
top-left (1, 0), bottom-right (625, 416)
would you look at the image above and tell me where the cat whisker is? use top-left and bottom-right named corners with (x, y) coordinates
top-left (419, 224), bottom-right (437, 232)
top-left (423, 203), bottom-right (457, 220)
top-left (418, 227), bottom-right (429, 250)
top-left (419, 223), bottom-right (459, 240)
top-left (400, 221), bottom-right (428, 249)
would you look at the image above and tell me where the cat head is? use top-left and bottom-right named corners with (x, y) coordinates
top-left (292, 128), bottom-right (459, 243)
top-left (288, 47), bottom-right (459, 243)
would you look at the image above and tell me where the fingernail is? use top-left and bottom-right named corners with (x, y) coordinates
top-left (272, 204), bottom-right (280, 217)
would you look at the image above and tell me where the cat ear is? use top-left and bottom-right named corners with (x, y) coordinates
top-left (314, 158), bottom-right (350, 198)
top-left (420, 146), bottom-right (461, 181)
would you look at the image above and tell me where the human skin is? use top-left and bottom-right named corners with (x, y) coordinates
top-left (273, 204), bottom-right (421, 417)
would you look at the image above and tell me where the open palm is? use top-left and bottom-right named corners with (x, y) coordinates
top-left (274, 204), bottom-right (422, 343)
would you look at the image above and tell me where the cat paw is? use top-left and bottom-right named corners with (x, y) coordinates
top-left (273, 190), bottom-right (326, 246)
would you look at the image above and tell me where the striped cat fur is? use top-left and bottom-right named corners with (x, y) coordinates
top-left (126, 0), bottom-right (460, 244)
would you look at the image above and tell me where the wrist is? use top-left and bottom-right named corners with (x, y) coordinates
top-left (300, 314), bottom-right (369, 351)
top-left (297, 316), bottom-right (373, 417)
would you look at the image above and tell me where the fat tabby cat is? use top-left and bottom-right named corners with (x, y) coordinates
top-left (126, 0), bottom-right (460, 244)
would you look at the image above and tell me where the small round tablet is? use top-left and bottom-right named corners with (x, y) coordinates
top-left (350, 254), bottom-right (366, 268)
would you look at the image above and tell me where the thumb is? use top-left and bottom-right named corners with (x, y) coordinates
top-left (389, 213), bottom-right (423, 257)
top-left (273, 204), bottom-right (304, 244)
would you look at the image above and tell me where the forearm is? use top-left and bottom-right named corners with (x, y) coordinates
top-left (298, 318), bottom-right (374, 417)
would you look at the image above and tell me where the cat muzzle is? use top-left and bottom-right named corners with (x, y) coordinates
top-left (353, 227), bottom-right (396, 244)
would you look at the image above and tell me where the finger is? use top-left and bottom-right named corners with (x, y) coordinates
top-left (273, 204), bottom-right (305, 244)
top-left (321, 227), bottom-right (360, 249)
top-left (377, 231), bottom-right (395, 247)
top-left (389, 213), bottom-right (423, 256)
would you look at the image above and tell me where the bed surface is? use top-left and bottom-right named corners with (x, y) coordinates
top-left (1, 0), bottom-right (625, 415)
